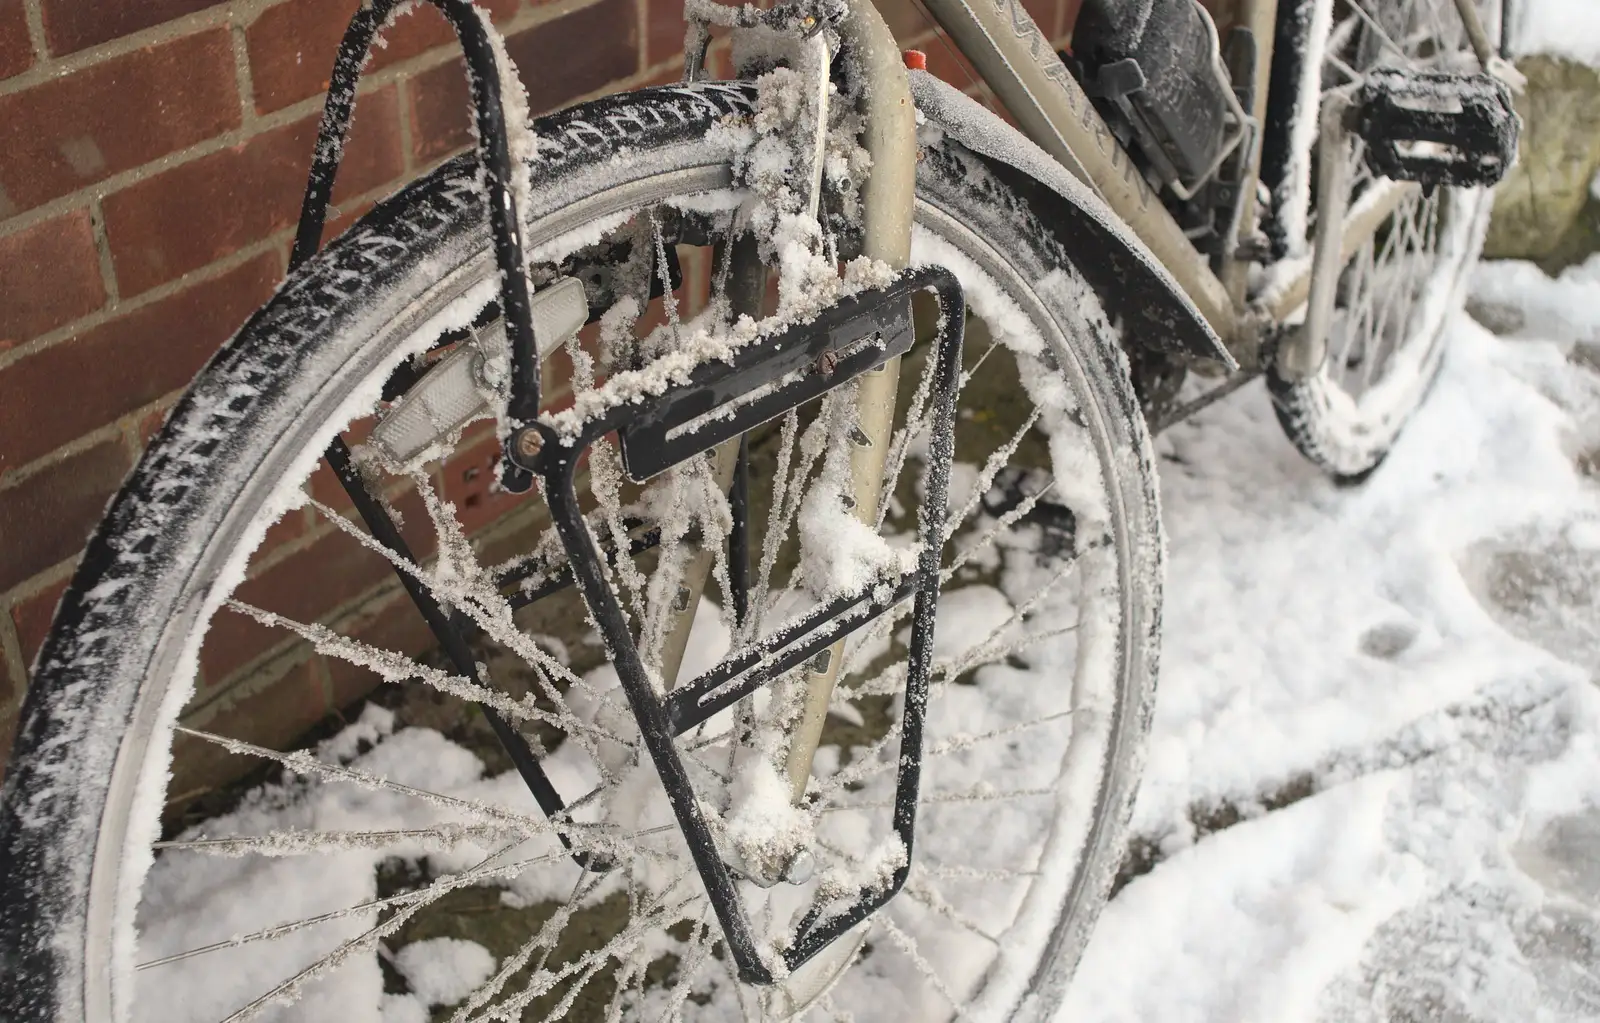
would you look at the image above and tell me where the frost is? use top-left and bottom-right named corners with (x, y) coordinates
top-left (722, 757), bottom-right (814, 877)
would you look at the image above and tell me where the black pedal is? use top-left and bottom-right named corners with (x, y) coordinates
top-left (1354, 68), bottom-right (1520, 189)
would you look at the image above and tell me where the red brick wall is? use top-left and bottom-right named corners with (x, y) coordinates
top-left (0, 0), bottom-right (1087, 782)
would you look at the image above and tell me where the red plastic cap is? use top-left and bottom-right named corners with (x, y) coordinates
top-left (903, 49), bottom-right (928, 71)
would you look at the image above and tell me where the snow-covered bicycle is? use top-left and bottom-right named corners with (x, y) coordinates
top-left (0, 0), bottom-right (1519, 1019)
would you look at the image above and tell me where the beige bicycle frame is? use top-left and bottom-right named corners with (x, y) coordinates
top-left (910, 0), bottom-right (1425, 366)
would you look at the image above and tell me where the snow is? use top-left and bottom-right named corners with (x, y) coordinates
top-left (1059, 261), bottom-right (1600, 1020)
top-left (392, 937), bottom-right (496, 1007)
top-left (1513, 0), bottom-right (1600, 64)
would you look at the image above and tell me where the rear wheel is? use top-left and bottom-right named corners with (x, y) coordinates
top-left (1265, 0), bottom-right (1504, 481)
top-left (0, 85), bottom-right (1162, 1022)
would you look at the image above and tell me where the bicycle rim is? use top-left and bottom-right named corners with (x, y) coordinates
top-left (7, 91), bottom-right (1159, 1023)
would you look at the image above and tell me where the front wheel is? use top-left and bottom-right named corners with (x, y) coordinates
top-left (0, 83), bottom-right (1162, 1022)
top-left (1264, 0), bottom-right (1503, 481)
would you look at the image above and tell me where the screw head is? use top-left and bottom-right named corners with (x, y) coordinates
top-left (784, 849), bottom-right (816, 885)
top-left (816, 349), bottom-right (840, 377)
top-left (513, 428), bottom-right (544, 461)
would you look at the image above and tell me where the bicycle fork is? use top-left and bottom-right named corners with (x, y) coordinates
top-left (659, 0), bottom-right (919, 803)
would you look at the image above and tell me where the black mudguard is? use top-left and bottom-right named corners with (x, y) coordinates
top-left (910, 70), bottom-right (1233, 367)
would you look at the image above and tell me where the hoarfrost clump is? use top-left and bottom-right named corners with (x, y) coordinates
top-left (724, 757), bottom-right (814, 876)
top-left (798, 471), bottom-right (917, 597)
top-left (542, 61), bottom-right (891, 439)
top-left (813, 835), bottom-right (908, 924)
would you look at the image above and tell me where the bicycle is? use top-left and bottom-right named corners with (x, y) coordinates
top-left (0, 0), bottom-right (1519, 1019)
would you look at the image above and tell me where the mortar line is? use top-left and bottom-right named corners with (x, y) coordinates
top-left (87, 197), bottom-right (121, 305)
top-left (18, 0), bottom-right (46, 61)
top-left (230, 17), bottom-right (258, 127)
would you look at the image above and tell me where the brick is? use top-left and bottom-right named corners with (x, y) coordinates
top-left (0, 652), bottom-right (19, 785)
top-left (138, 401), bottom-right (177, 447)
top-left (246, 0), bottom-right (520, 114)
top-left (169, 654), bottom-right (326, 800)
top-left (0, 440), bottom-right (131, 593)
top-left (409, 0), bottom-right (639, 163)
top-left (0, 0), bottom-right (32, 79)
top-left (646, 0), bottom-right (687, 68)
top-left (0, 210), bottom-right (105, 350)
top-left (0, 29), bottom-right (240, 216)
top-left (201, 528), bottom-right (394, 685)
top-left (200, 481), bottom-right (438, 685)
top-left (439, 430), bottom-right (529, 538)
top-left (102, 84), bottom-right (403, 296)
top-left (40, 0), bottom-right (226, 55)
top-left (10, 576), bottom-right (67, 665)
top-left (0, 253), bottom-right (280, 474)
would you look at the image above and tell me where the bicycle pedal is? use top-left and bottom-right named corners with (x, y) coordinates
top-left (1353, 67), bottom-right (1520, 190)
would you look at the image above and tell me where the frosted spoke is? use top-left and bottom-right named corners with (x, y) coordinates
top-left (225, 600), bottom-right (622, 752)
top-left (875, 917), bottom-right (975, 1019)
top-left (152, 823), bottom-right (517, 856)
top-left (903, 877), bottom-right (1000, 945)
top-left (944, 407), bottom-right (1042, 543)
top-left (172, 727), bottom-right (571, 839)
top-left (137, 843), bottom-right (546, 971)
top-left (916, 861), bottom-right (1040, 883)
top-left (823, 784), bottom-right (1054, 812)
top-left (875, 343), bottom-right (943, 530)
top-left (214, 843), bottom-right (539, 1022)
top-left (651, 917), bottom-right (715, 1023)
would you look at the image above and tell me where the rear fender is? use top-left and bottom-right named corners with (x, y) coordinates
top-left (911, 70), bottom-right (1234, 367)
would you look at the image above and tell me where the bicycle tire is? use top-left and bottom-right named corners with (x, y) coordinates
top-left (0, 81), bottom-right (1163, 1022)
top-left (1263, 0), bottom-right (1503, 482)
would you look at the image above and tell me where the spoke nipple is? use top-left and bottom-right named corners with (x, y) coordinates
top-left (513, 428), bottom-right (544, 461)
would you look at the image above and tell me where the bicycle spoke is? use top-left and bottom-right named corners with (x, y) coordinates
top-left (915, 861), bottom-right (1040, 883)
top-left (151, 823), bottom-right (518, 856)
top-left (172, 726), bottom-right (571, 839)
top-left (875, 916), bottom-right (975, 1019)
top-left (903, 877), bottom-right (1000, 946)
top-left (944, 407), bottom-right (1043, 543)
top-left (227, 600), bottom-right (623, 751)
top-left (821, 784), bottom-right (1055, 813)
top-left (137, 841), bottom-right (542, 971)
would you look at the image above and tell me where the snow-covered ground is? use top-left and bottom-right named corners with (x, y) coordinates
top-left (1062, 254), bottom-right (1600, 1022)
top-left (1514, 0), bottom-right (1600, 67)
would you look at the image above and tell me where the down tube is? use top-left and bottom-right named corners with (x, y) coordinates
top-left (912, 0), bottom-right (1238, 342)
